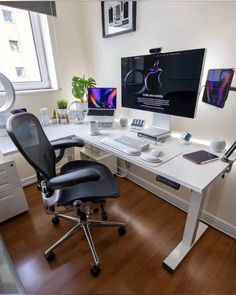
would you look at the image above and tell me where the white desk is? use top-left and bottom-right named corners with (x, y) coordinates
top-left (0, 122), bottom-right (229, 272)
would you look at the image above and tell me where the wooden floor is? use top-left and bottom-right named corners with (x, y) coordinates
top-left (0, 177), bottom-right (235, 294)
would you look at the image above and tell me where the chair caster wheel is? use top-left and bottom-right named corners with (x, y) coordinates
top-left (90, 265), bottom-right (100, 277)
top-left (52, 216), bottom-right (60, 225)
top-left (118, 226), bottom-right (126, 236)
top-left (44, 251), bottom-right (55, 262)
top-left (101, 211), bottom-right (108, 221)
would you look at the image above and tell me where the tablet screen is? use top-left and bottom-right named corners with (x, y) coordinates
top-left (202, 68), bottom-right (234, 108)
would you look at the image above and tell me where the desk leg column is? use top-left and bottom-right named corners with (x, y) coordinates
top-left (163, 189), bottom-right (208, 272)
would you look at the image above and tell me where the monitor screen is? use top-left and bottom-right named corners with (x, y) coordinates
top-left (202, 68), bottom-right (234, 108)
top-left (121, 48), bottom-right (206, 118)
top-left (88, 87), bottom-right (117, 109)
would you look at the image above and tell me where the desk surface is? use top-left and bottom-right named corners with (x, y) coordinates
top-left (0, 122), bottom-right (229, 193)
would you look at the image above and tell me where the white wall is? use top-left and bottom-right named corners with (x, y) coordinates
top-left (80, 1), bottom-right (236, 229)
top-left (82, 1), bottom-right (236, 141)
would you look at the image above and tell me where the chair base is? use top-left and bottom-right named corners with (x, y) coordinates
top-left (44, 215), bottom-right (125, 276)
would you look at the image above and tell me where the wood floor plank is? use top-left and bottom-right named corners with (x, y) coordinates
top-left (0, 178), bottom-right (235, 294)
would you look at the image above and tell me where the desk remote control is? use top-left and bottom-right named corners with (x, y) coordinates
top-left (156, 175), bottom-right (180, 190)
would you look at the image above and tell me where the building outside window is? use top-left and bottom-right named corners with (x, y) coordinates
top-left (9, 40), bottom-right (19, 52)
top-left (2, 9), bottom-right (13, 22)
top-left (15, 67), bottom-right (25, 77)
top-left (0, 5), bottom-right (53, 91)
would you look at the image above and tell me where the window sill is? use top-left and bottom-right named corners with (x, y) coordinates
top-left (0, 88), bottom-right (60, 96)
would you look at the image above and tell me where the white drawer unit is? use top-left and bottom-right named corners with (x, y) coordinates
top-left (0, 160), bottom-right (28, 223)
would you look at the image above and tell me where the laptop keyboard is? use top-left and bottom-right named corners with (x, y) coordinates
top-left (87, 109), bottom-right (115, 116)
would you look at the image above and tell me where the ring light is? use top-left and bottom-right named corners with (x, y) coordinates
top-left (0, 73), bottom-right (16, 114)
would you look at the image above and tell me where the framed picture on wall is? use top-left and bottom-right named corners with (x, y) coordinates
top-left (101, 1), bottom-right (136, 38)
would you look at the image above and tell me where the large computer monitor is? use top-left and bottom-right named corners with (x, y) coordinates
top-left (88, 87), bottom-right (117, 109)
top-left (121, 48), bottom-right (206, 133)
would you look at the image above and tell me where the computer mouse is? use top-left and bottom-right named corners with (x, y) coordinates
top-left (140, 152), bottom-right (162, 163)
top-left (149, 149), bottom-right (161, 157)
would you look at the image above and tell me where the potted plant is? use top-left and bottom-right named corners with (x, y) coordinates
top-left (72, 75), bottom-right (96, 103)
top-left (57, 99), bottom-right (68, 118)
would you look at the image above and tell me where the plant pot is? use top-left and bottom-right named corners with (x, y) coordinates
top-left (51, 118), bottom-right (57, 124)
top-left (60, 118), bottom-right (68, 124)
top-left (57, 109), bottom-right (67, 118)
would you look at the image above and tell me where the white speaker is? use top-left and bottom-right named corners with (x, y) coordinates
top-left (40, 108), bottom-right (49, 126)
top-left (210, 138), bottom-right (226, 153)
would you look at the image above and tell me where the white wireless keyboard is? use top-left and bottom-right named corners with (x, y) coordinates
top-left (100, 137), bottom-right (141, 156)
top-left (115, 135), bottom-right (149, 151)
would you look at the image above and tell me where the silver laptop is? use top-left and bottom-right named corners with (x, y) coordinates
top-left (85, 87), bottom-right (116, 126)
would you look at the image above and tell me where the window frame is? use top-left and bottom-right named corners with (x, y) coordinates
top-left (9, 40), bottom-right (20, 52)
top-left (0, 10), bottom-right (51, 92)
top-left (2, 9), bottom-right (13, 23)
top-left (15, 67), bottom-right (25, 77)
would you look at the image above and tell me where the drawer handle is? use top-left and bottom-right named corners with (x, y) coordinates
top-left (0, 193), bottom-right (13, 201)
top-left (0, 182), bottom-right (9, 188)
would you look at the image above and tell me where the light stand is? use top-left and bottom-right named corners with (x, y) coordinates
top-left (0, 73), bottom-right (16, 136)
top-left (221, 140), bottom-right (236, 178)
top-left (0, 73), bottom-right (15, 113)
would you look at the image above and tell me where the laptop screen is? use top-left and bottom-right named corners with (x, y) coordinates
top-left (88, 87), bottom-right (117, 109)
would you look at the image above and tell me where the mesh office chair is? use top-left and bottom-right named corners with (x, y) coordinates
top-left (6, 112), bottom-right (126, 277)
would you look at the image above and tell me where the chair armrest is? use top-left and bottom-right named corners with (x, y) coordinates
top-left (51, 138), bottom-right (85, 149)
top-left (47, 168), bottom-right (101, 190)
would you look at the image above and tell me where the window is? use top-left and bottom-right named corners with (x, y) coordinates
top-left (15, 67), bottom-right (25, 77)
top-left (9, 40), bottom-right (19, 52)
top-left (0, 5), bottom-right (52, 91)
top-left (2, 9), bottom-right (13, 22)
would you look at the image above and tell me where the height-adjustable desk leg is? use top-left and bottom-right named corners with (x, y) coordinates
top-left (163, 189), bottom-right (208, 272)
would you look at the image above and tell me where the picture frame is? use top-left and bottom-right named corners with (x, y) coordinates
top-left (101, 1), bottom-right (136, 38)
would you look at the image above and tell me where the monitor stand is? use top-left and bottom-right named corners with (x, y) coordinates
top-left (138, 113), bottom-right (171, 140)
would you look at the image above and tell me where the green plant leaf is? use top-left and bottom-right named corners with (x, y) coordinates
top-left (72, 75), bottom-right (96, 101)
top-left (57, 99), bottom-right (68, 109)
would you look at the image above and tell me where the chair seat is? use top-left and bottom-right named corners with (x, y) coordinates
top-left (58, 160), bottom-right (119, 206)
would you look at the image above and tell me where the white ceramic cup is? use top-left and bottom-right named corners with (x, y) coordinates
top-left (89, 121), bottom-right (99, 135)
top-left (120, 117), bottom-right (128, 127)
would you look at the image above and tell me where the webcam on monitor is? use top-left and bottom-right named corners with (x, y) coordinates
top-left (149, 47), bottom-right (163, 54)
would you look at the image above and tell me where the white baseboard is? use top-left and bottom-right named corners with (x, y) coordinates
top-left (118, 166), bottom-right (236, 239)
top-left (21, 175), bottom-right (37, 187)
top-left (21, 166), bottom-right (62, 187)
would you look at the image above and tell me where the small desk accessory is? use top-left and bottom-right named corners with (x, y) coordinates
top-left (56, 110), bottom-right (69, 124)
top-left (180, 131), bottom-right (192, 144)
top-left (68, 101), bottom-right (86, 123)
top-left (210, 139), bottom-right (226, 152)
top-left (183, 150), bottom-right (219, 164)
top-left (130, 118), bottom-right (145, 131)
top-left (40, 108), bottom-right (49, 126)
top-left (119, 117), bottom-right (128, 127)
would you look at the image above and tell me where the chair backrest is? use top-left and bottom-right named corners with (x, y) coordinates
top-left (6, 112), bottom-right (56, 180)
